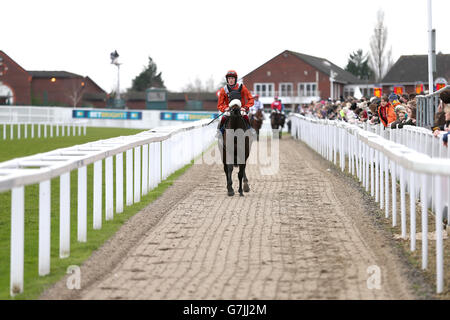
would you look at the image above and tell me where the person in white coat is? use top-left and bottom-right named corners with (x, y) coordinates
top-left (249, 94), bottom-right (264, 123)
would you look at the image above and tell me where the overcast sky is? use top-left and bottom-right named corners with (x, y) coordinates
top-left (2, 0), bottom-right (449, 93)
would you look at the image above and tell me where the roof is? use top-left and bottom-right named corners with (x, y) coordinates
top-left (84, 76), bottom-right (106, 94)
top-left (381, 54), bottom-right (450, 84)
top-left (0, 50), bottom-right (30, 75)
top-left (287, 50), bottom-right (361, 84)
top-left (28, 70), bottom-right (82, 78)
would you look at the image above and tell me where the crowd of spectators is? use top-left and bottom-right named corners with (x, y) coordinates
top-left (295, 92), bottom-right (418, 129)
top-left (294, 88), bottom-right (450, 145)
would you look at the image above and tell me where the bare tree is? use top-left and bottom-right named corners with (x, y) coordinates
top-left (183, 75), bottom-right (217, 93)
top-left (369, 9), bottom-right (392, 82)
top-left (67, 78), bottom-right (86, 108)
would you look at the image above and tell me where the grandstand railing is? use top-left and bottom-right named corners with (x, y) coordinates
top-left (417, 85), bottom-right (450, 128)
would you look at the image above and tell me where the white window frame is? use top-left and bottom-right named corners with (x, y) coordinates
top-left (279, 82), bottom-right (293, 97)
top-left (254, 83), bottom-right (275, 97)
top-left (298, 82), bottom-right (317, 97)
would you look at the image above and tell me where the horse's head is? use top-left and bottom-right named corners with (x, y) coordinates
top-left (229, 99), bottom-right (242, 117)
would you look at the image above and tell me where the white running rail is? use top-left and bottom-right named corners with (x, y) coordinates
top-left (1, 121), bottom-right (87, 140)
top-left (1, 118), bottom-right (216, 296)
top-left (290, 113), bottom-right (450, 294)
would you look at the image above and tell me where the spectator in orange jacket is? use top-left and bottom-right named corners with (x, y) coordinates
top-left (387, 93), bottom-right (400, 124)
top-left (217, 70), bottom-right (254, 132)
top-left (378, 95), bottom-right (396, 127)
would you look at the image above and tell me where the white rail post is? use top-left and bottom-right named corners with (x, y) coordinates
top-left (126, 149), bottom-right (133, 206)
top-left (370, 148), bottom-right (374, 197)
top-left (435, 175), bottom-right (444, 293)
top-left (360, 141), bottom-right (364, 183)
top-left (161, 141), bottom-right (165, 181)
top-left (116, 153), bottom-right (124, 213)
top-left (149, 143), bottom-right (154, 190)
top-left (333, 126), bottom-right (337, 165)
top-left (77, 166), bottom-right (87, 242)
top-left (38, 123), bottom-right (41, 138)
top-left (400, 166), bottom-right (407, 238)
top-left (380, 153), bottom-right (384, 209)
top-left (39, 180), bottom-right (51, 276)
top-left (348, 132), bottom-right (351, 173)
top-left (44, 123), bottom-right (47, 138)
top-left (142, 144), bottom-right (149, 196)
top-left (10, 186), bottom-right (24, 296)
top-left (93, 160), bottom-right (102, 229)
top-left (24, 123), bottom-right (27, 139)
top-left (410, 171), bottom-right (416, 251)
top-left (18, 123), bottom-right (21, 140)
top-left (364, 144), bottom-right (369, 191)
top-left (391, 161), bottom-right (397, 226)
top-left (3, 123), bottom-right (6, 140)
top-left (421, 173), bottom-right (428, 269)
top-left (158, 142), bottom-right (162, 184)
top-left (375, 150), bottom-right (379, 202)
top-left (56, 123), bottom-right (59, 137)
top-left (385, 156), bottom-right (390, 218)
top-left (11, 123), bottom-right (14, 140)
top-left (134, 146), bottom-right (141, 203)
top-left (61, 124), bottom-right (65, 137)
top-left (105, 156), bottom-right (113, 221)
top-left (59, 172), bottom-right (70, 258)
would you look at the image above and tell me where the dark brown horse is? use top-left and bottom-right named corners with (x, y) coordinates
top-left (270, 109), bottom-right (286, 139)
top-left (249, 109), bottom-right (264, 141)
top-left (218, 105), bottom-right (253, 196)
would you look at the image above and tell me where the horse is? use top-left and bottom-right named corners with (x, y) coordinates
top-left (249, 109), bottom-right (264, 141)
top-left (270, 109), bottom-right (286, 139)
top-left (218, 105), bottom-right (253, 196)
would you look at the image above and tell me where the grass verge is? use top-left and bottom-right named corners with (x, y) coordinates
top-left (0, 125), bottom-right (198, 299)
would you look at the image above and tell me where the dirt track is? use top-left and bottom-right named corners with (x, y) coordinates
top-left (40, 136), bottom-right (425, 300)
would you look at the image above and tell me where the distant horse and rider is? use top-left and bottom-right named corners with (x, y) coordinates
top-left (249, 109), bottom-right (264, 141)
top-left (249, 94), bottom-right (265, 141)
top-left (270, 96), bottom-right (286, 139)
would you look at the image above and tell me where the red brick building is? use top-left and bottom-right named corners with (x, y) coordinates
top-left (242, 50), bottom-right (361, 110)
top-left (0, 50), bottom-right (107, 107)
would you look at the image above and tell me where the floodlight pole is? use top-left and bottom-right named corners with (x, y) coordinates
top-left (427, 0), bottom-right (433, 93)
top-left (116, 63), bottom-right (121, 100)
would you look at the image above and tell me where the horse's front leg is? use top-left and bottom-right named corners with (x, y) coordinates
top-left (226, 164), bottom-right (234, 196)
top-left (243, 170), bottom-right (250, 193)
top-left (238, 164), bottom-right (246, 196)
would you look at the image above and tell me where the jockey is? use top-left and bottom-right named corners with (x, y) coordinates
top-left (249, 94), bottom-right (264, 122)
top-left (271, 96), bottom-right (282, 112)
top-left (217, 70), bottom-right (254, 133)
